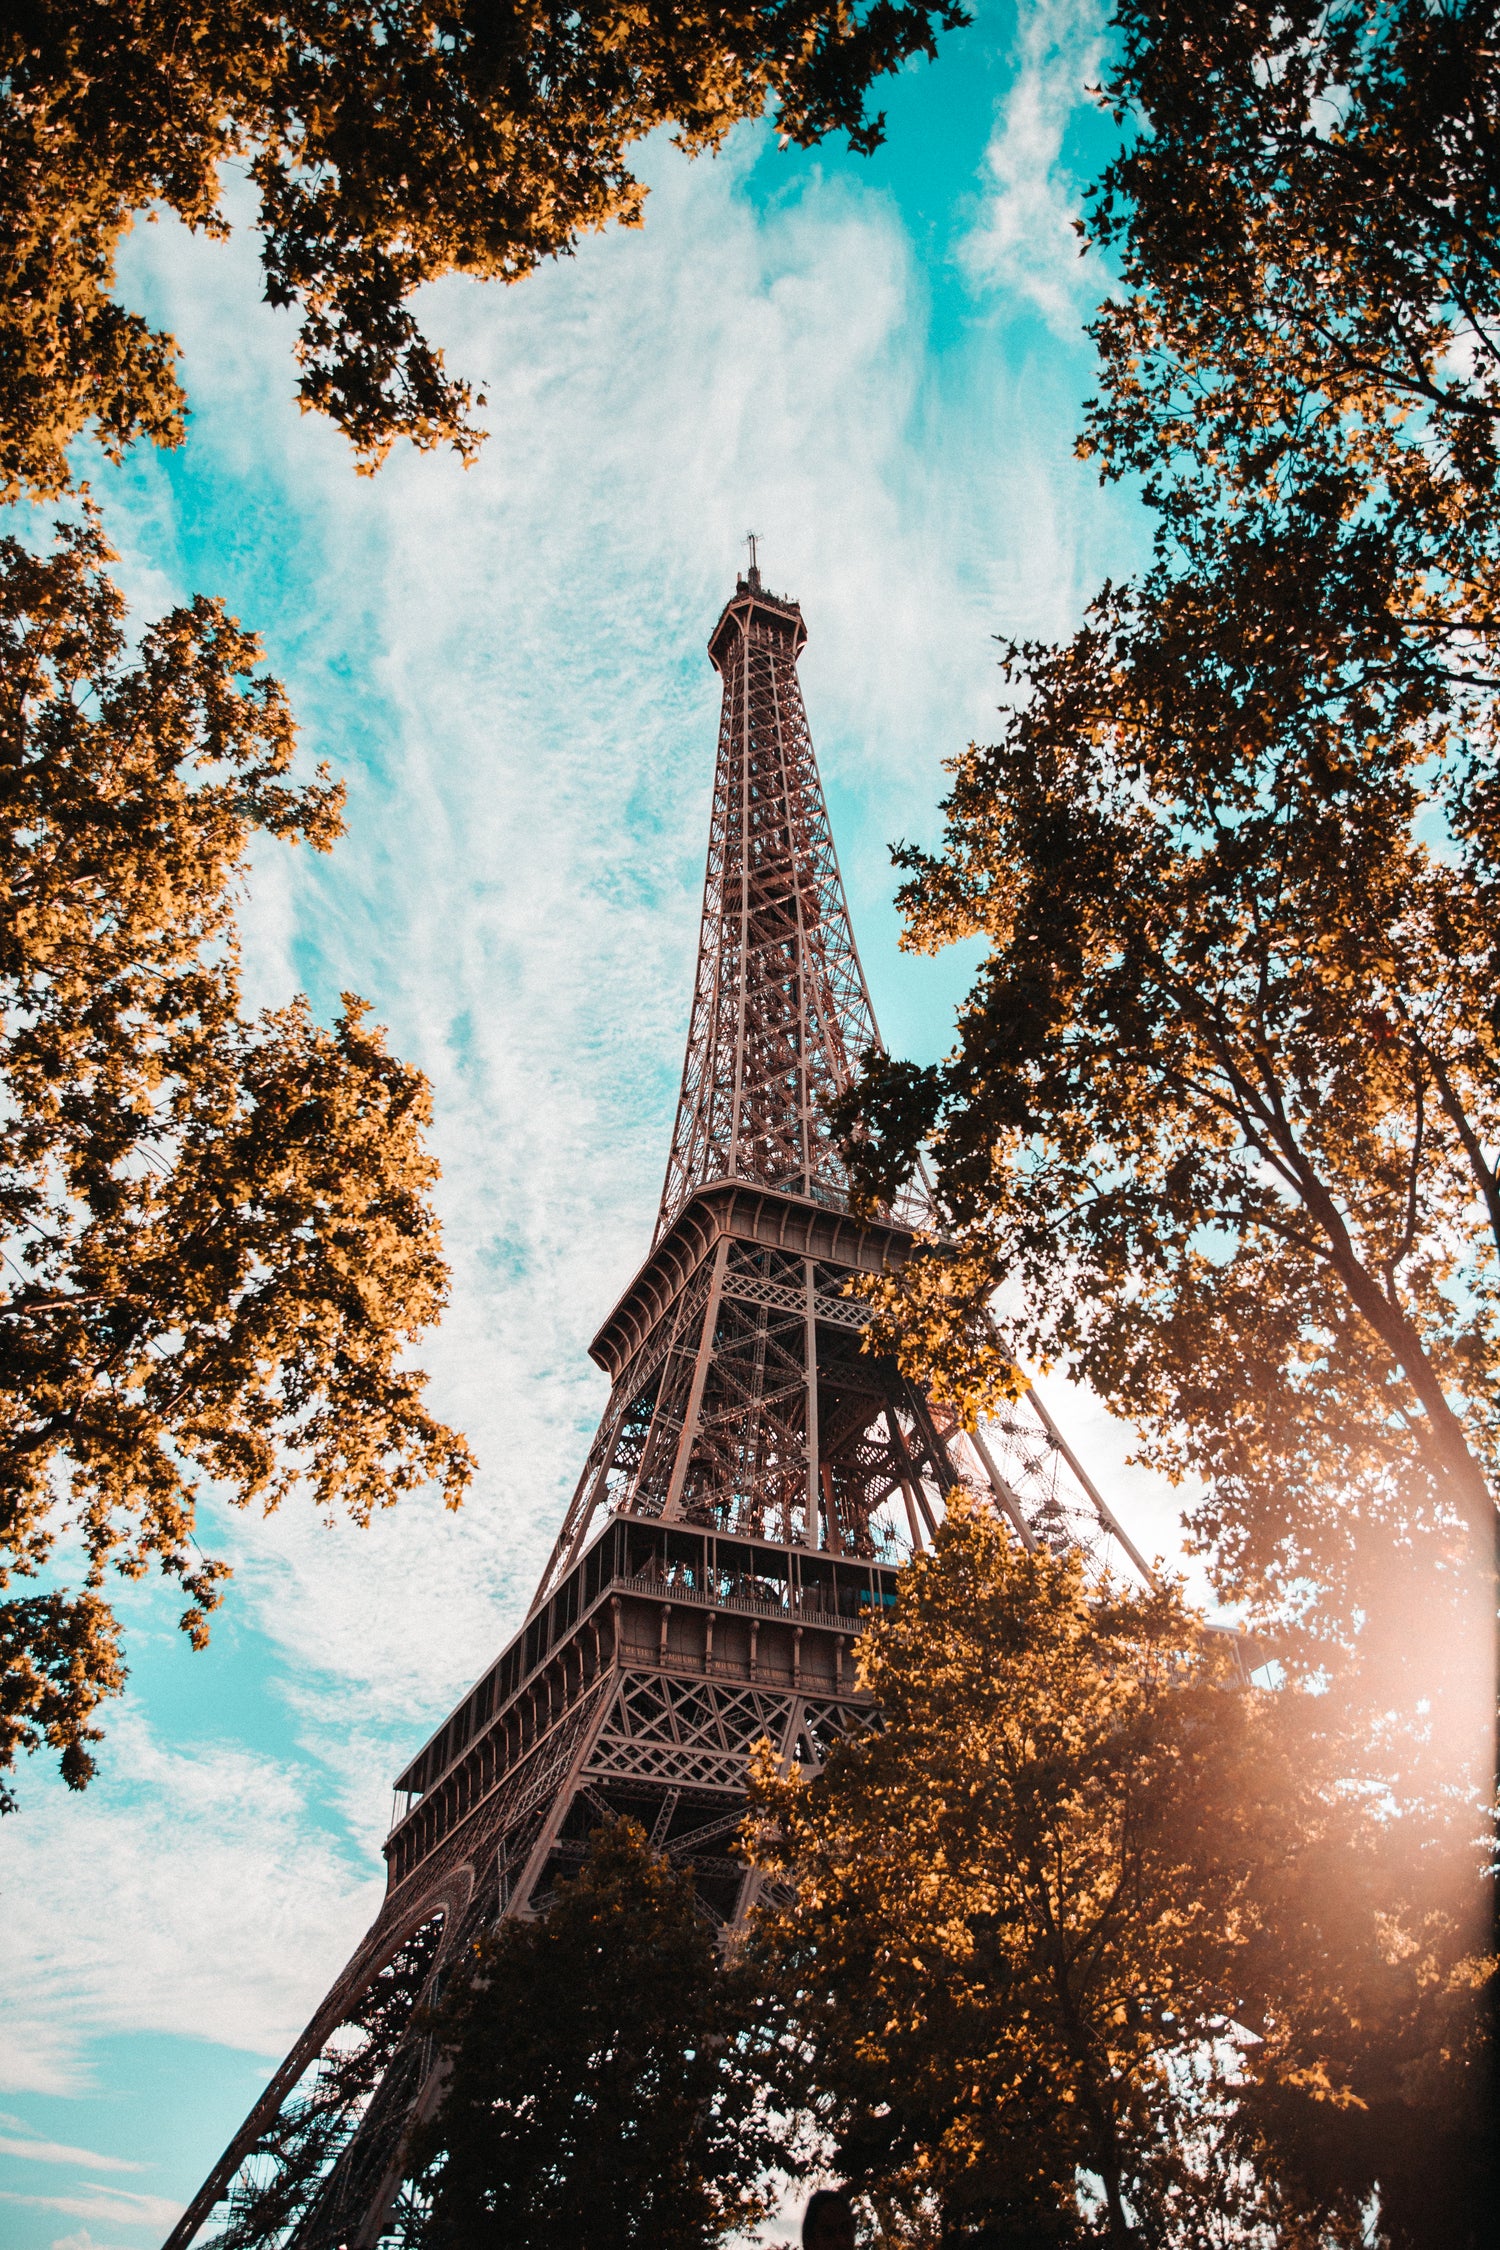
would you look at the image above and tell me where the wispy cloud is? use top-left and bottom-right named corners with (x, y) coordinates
top-left (962, 0), bottom-right (1110, 334)
top-left (99, 122), bottom-right (1130, 1765)
top-left (1, 2186), bottom-right (183, 2231)
top-left (0, 1716), bottom-right (377, 2094)
top-left (0, 2119), bottom-right (141, 2172)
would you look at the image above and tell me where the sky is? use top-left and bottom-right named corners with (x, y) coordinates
top-left (0, 4), bottom-right (1190, 2242)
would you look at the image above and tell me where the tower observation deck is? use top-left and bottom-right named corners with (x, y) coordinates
top-left (166, 564), bottom-right (1150, 2249)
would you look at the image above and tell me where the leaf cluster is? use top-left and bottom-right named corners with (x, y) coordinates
top-left (1086, 0), bottom-right (1500, 557)
top-left (837, 0), bottom-right (1500, 1659)
top-left (406, 1816), bottom-right (777, 2248)
top-left (0, 0), bottom-right (969, 496)
top-left (745, 1503), bottom-right (1496, 2249)
top-left (841, 548), bottom-right (1499, 1630)
top-left (0, 511), bottom-right (473, 1803)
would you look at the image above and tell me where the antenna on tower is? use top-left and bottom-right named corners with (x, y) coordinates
top-left (745, 531), bottom-right (762, 589)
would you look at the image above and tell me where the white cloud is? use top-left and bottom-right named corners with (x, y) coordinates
top-left (963, 0), bottom-right (1110, 333)
top-left (50, 2232), bottom-right (135, 2250)
top-left (0, 1716), bottom-right (378, 2094)
top-left (1, 2187), bottom-right (182, 2232)
top-left (0, 2121), bottom-right (140, 2172)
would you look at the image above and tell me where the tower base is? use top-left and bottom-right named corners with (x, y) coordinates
top-left (165, 1517), bottom-right (888, 2248)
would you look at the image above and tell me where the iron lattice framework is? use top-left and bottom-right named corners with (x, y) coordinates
top-left (167, 565), bottom-right (1151, 2250)
top-left (657, 580), bottom-right (878, 1232)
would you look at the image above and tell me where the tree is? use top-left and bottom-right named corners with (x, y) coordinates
top-left (1085, 0), bottom-right (1500, 592)
top-left (0, 0), bottom-right (969, 502)
top-left (0, 510), bottom-right (473, 1806)
top-left (836, 0), bottom-right (1500, 1668)
top-left (1079, 0), bottom-right (1500, 758)
top-left (745, 1503), bottom-right (1496, 2250)
top-left (824, 16), bottom-right (1499, 2229)
top-left (406, 1817), bottom-right (776, 2249)
top-left (838, 508), bottom-right (1499, 1654)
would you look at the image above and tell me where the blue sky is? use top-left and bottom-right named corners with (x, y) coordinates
top-left (0, 4), bottom-right (1188, 2241)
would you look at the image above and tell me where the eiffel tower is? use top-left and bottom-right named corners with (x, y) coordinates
top-left (166, 556), bottom-right (1150, 2249)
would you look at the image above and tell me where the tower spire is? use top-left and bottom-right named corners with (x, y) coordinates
top-left (657, 568), bottom-right (877, 1239)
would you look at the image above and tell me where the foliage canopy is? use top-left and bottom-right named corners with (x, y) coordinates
top-left (0, 0), bottom-right (968, 499)
top-left (0, 513), bottom-right (473, 1805)
top-left (839, 0), bottom-right (1500, 1658)
top-left (407, 1816), bottom-right (776, 2248)
top-left (840, 511), bottom-right (1500, 1642)
top-left (1087, 0), bottom-right (1500, 570)
top-left (747, 1505), bottom-right (1496, 2250)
